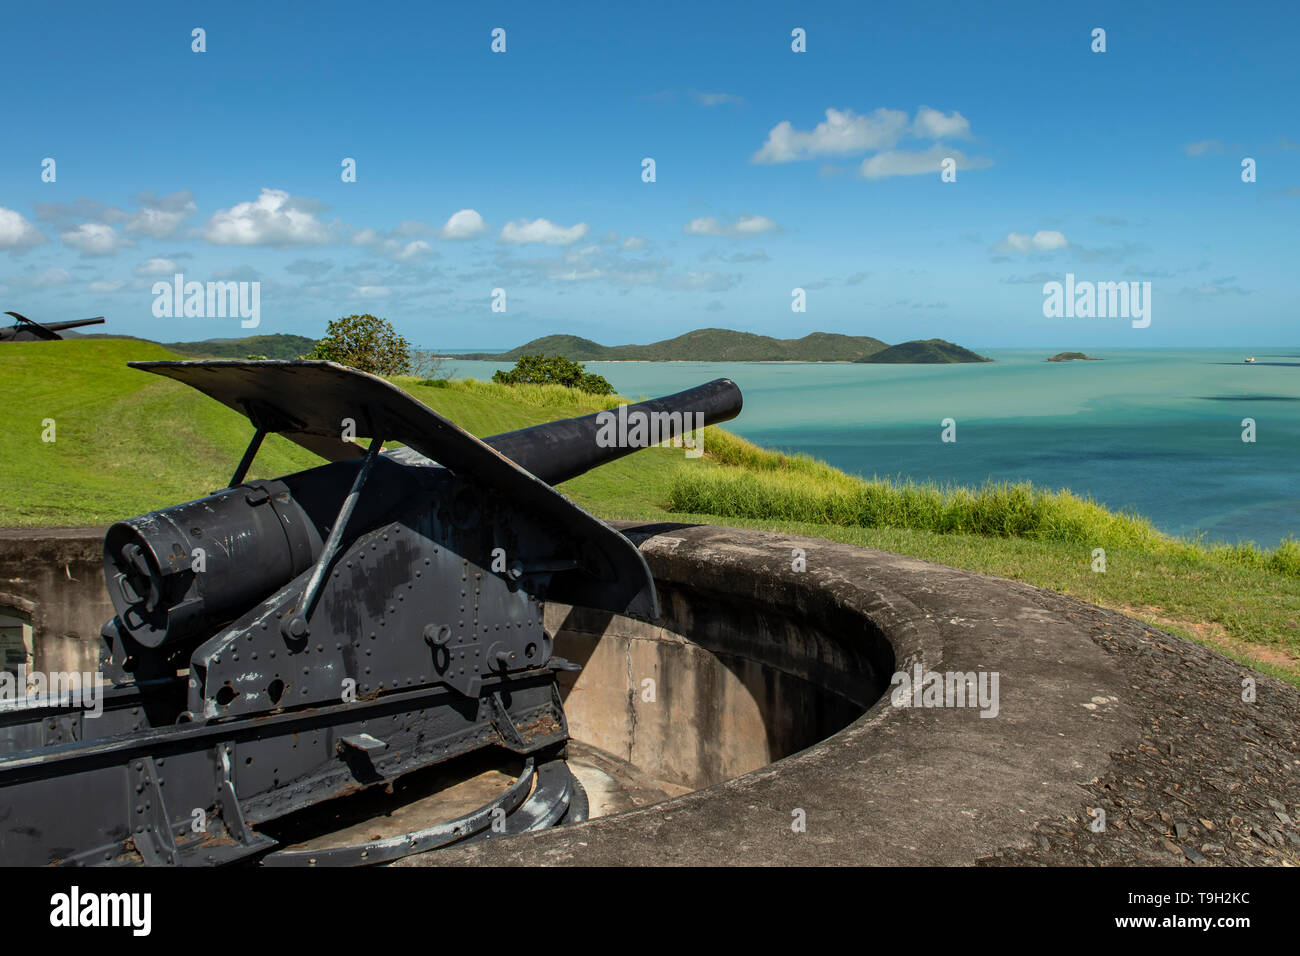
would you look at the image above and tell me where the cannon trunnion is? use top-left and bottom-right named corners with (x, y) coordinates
top-left (0, 361), bottom-right (742, 865)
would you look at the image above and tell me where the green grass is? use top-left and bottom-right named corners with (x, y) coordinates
top-left (669, 432), bottom-right (1300, 577)
top-left (2, 338), bottom-right (1297, 684)
top-left (0, 340), bottom-right (686, 525)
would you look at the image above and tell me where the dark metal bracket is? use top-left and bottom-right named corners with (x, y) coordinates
top-left (228, 426), bottom-right (268, 488)
top-left (281, 432), bottom-right (384, 639)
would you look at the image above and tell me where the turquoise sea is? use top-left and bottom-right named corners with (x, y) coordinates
top-left (442, 349), bottom-right (1300, 548)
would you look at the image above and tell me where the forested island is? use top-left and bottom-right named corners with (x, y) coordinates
top-left (457, 329), bottom-right (990, 363)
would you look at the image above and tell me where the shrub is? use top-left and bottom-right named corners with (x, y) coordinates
top-left (492, 354), bottom-right (614, 395)
top-left (305, 314), bottom-right (411, 375)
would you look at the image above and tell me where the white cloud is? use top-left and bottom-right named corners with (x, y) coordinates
top-left (89, 279), bottom-right (128, 293)
top-left (124, 191), bottom-right (196, 239)
top-left (700, 248), bottom-right (770, 264)
top-left (555, 268), bottom-right (604, 281)
top-left (1181, 277), bottom-right (1250, 297)
top-left (133, 257), bottom-right (179, 277)
top-left (666, 271), bottom-right (740, 292)
top-left (391, 240), bottom-right (433, 261)
top-left (993, 230), bottom-right (1070, 254)
top-left (500, 217), bottom-right (589, 246)
top-left (860, 145), bottom-right (992, 179)
top-left (440, 208), bottom-right (486, 240)
top-left (912, 107), bottom-right (971, 139)
top-left (732, 215), bottom-right (778, 236)
top-left (752, 108), bottom-right (910, 163)
top-left (753, 106), bottom-right (989, 175)
top-left (202, 188), bottom-right (332, 246)
top-left (353, 227), bottom-right (437, 262)
top-left (683, 215), bottom-right (778, 238)
top-left (621, 236), bottom-right (647, 250)
top-left (0, 207), bottom-right (45, 251)
top-left (9, 267), bottom-right (72, 289)
top-left (1183, 140), bottom-right (1225, 156)
top-left (355, 285), bottom-right (391, 298)
top-left (684, 218), bottom-right (722, 235)
top-left (393, 220), bottom-right (431, 237)
top-left (483, 242), bottom-right (736, 293)
top-left (61, 222), bottom-right (132, 257)
top-left (691, 91), bottom-right (743, 107)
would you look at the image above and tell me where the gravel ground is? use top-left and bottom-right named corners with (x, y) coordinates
top-left (980, 588), bottom-right (1300, 866)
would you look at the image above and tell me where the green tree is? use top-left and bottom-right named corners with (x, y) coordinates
top-left (306, 314), bottom-right (411, 375)
top-left (492, 354), bottom-right (614, 395)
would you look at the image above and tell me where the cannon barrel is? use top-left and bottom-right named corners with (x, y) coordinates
top-left (35, 316), bottom-right (106, 332)
top-left (0, 314), bottom-right (105, 341)
top-left (485, 377), bottom-right (742, 485)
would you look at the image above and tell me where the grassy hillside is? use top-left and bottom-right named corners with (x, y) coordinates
top-left (0, 338), bottom-right (692, 526)
top-left (2, 337), bottom-right (1297, 685)
top-left (858, 338), bottom-right (992, 363)
top-left (459, 328), bottom-right (889, 362)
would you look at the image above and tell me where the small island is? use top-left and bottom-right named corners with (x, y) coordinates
top-left (1047, 352), bottom-right (1102, 362)
top-left (856, 339), bottom-right (992, 364)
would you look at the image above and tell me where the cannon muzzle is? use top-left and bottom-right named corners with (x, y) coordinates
top-left (485, 378), bottom-right (743, 485)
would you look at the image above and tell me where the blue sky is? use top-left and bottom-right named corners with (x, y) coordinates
top-left (2, 0), bottom-right (1296, 348)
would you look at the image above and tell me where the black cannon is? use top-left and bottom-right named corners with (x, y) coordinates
top-left (0, 311), bottom-right (105, 341)
top-left (0, 360), bottom-right (741, 866)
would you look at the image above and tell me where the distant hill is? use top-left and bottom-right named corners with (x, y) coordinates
top-left (856, 339), bottom-right (992, 364)
top-left (65, 328), bottom-right (987, 364)
top-left (466, 334), bottom-right (611, 361)
top-left (1047, 351), bottom-right (1102, 362)
top-left (163, 334), bottom-right (318, 359)
top-left (458, 328), bottom-right (890, 362)
top-left (75, 332), bottom-right (317, 359)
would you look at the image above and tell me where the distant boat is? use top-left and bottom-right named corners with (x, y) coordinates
top-left (1245, 356), bottom-right (1256, 363)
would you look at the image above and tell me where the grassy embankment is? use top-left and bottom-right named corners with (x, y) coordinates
top-left (3, 338), bottom-right (1297, 685)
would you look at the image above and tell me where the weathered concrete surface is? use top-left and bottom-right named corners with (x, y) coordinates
top-left (0, 526), bottom-right (110, 674)
top-left (400, 522), bottom-right (1300, 866)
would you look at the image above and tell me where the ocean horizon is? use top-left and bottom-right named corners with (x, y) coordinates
top-left (442, 347), bottom-right (1300, 549)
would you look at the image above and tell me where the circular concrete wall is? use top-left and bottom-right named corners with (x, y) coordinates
top-left (401, 521), bottom-right (1300, 867)
top-left (549, 569), bottom-right (893, 793)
